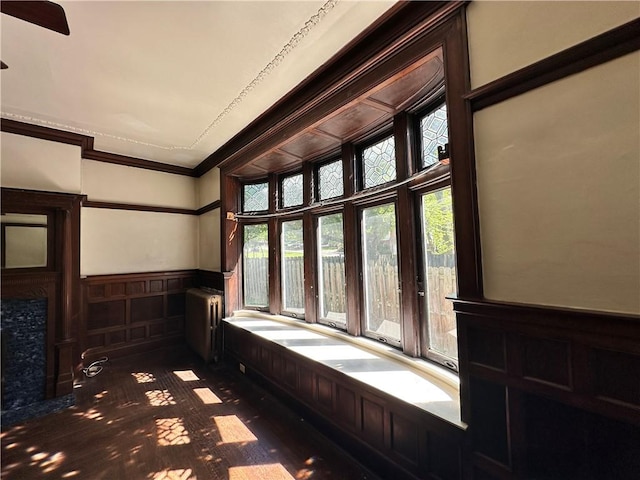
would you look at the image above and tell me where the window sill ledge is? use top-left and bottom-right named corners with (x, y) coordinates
top-left (226, 310), bottom-right (465, 430)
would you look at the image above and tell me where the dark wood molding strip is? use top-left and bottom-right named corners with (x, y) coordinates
top-left (465, 18), bottom-right (640, 111)
top-left (451, 296), bottom-right (640, 341)
top-left (2, 118), bottom-right (92, 149)
top-left (82, 200), bottom-right (197, 216)
top-left (194, 1), bottom-right (464, 177)
top-left (1, 118), bottom-right (196, 177)
top-left (83, 269), bottom-right (197, 283)
top-left (82, 149), bottom-right (195, 177)
top-left (196, 200), bottom-right (221, 216)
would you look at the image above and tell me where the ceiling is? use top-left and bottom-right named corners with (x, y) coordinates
top-left (1, 0), bottom-right (398, 169)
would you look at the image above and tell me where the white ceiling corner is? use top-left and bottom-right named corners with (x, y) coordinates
top-left (1, 0), bottom-right (397, 168)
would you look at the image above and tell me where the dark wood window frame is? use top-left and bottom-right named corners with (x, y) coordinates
top-left (234, 99), bottom-right (459, 368)
top-left (220, 3), bottom-right (478, 372)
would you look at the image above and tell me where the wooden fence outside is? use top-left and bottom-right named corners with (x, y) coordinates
top-left (243, 256), bottom-right (457, 343)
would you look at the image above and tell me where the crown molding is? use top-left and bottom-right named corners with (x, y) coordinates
top-left (194, 1), bottom-right (462, 177)
top-left (1, 118), bottom-right (196, 177)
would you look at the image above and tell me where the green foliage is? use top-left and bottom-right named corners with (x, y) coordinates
top-left (422, 188), bottom-right (455, 255)
top-left (243, 223), bottom-right (268, 258)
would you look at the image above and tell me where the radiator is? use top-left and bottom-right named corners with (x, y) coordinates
top-left (185, 288), bottom-right (223, 363)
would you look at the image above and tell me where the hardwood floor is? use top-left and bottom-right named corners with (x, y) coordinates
top-left (1, 348), bottom-right (379, 480)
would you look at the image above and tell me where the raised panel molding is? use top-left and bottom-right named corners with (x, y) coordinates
top-left (454, 298), bottom-right (640, 424)
top-left (223, 321), bottom-right (465, 480)
top-left (82, 270), bottom-right (198, 361)
top-left (390, 412), bottom-right (420, 466)
top-left (455, 297), bottom-right (640, 479)
top-left (362, 397), bottom-right (386, 449)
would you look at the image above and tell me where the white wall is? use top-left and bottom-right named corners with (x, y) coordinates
top-left (1, 132), bottom-right (82, 193)
top-left (196, 167), bottom-right (221, 272)
top-left (80, 159), bottom-right (201, 275)
top-left (0, 133), bottom-right (204, 276)
top-left (82, 160), bottom-right (197, 209)
top-left (81, 208), bottom-right (198, 275)
top-left (466, 1), bottom-right (640, 88)
top-left (197, 166), bottom-right (220, 208)
top-left (468, 2), bottom-right (640, 314)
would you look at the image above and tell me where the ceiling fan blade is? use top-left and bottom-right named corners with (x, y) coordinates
top-left (1, 61), bottom-right (8, 69)
top-left (1, 1), bottom-right (70, 35)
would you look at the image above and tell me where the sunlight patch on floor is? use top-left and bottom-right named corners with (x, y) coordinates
top-left (148, 468), bottom-right (196, 479)
top-left (229, 463), bottom-right (295, 480)
top-left (145, 390), bottom-right (177, 406)
top-left (193, 387), bottom-right (222, 404)
top-left (132, 372), bottom-right (156, 383)
top-left (174, 370), bottom-right (200, 382)
top-left (61, 470), bottom-right (81, 478)
top-left (73, 407), bottom-right (104, 420)
top-left (155, 418), bottom-right (191, 446)
top-left (40, 451), bottom-right (66, 473)
top-left (213, 415), bottom-right (257, 444)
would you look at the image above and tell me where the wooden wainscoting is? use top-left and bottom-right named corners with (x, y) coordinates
top-left (223, 321), bottom-right (466, 480)
top-left (81, 270), bottom-right (197, 362)
top-left (453, 298), bottom-right (640, 480)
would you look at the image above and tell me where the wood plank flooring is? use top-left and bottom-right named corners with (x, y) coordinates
top-left (1, 348), bottom-right (379, 480)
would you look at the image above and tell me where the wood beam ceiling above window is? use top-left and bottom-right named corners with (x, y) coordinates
top-left (207, 1), bottom-right (464, 180)
top-left (228, 50), bottom-right (445, 180)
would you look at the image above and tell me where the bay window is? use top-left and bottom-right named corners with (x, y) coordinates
top-left (233, 58), bottom-right (459, 371)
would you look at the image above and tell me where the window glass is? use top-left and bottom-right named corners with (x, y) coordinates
top-left (243, 182), bottom-right (268, 212)
top-left (281, 173), bottom-right (304, 208)
top-left (281, 219), bottom-right (305, 315)
top-left (362, 136), bottom-right (396, 189)
top-left (420, 104), bottom-right (448, 168)
top-left (317, 213), bottom-right (346, 327)
top-left (243, 224), bottom-right (269, 307)
top-left (421, 187), bottom-right (457, 361)
top-left (361, 203), bottom-right (401, 343)
top-left (318, 160), bottom-right (344, 200)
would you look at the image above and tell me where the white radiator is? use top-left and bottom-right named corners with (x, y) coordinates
top-left (185, 288), bottom-right (223, 363)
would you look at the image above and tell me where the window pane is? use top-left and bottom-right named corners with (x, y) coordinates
top-left (281, 219), bottom-right (304, 315)
top-left (317, 213), bottom-right (346, 326)
top-left (243, 224), bottom-right (269, 307)
top-left (243, 182), bottom-right (268, 212)
top-left (420, 104), bottom-right (448, 169)
top-left (421, 187), bottom-right (457, 359)
top-left (318, 160), bottom-right (344, 200)
top-left (362, 203), bottom-right (400, 342)
top-left (281, 173), bottom-right (303, 208)
top-left (362, 136), bottom-right (396, 188)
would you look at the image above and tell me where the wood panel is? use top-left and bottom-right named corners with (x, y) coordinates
top-left (455, 297), bottom-right (640, 479)
top-left (455, 298), bottom-right (640, 423)
top-left (1, 188), bottom-right (83, 400)
top-left (223, 321), bottom-right (465, 480)
top-left (390, 412), bottom-right (420, 465)
top-left (82, 270), bottom-right (197, 361)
